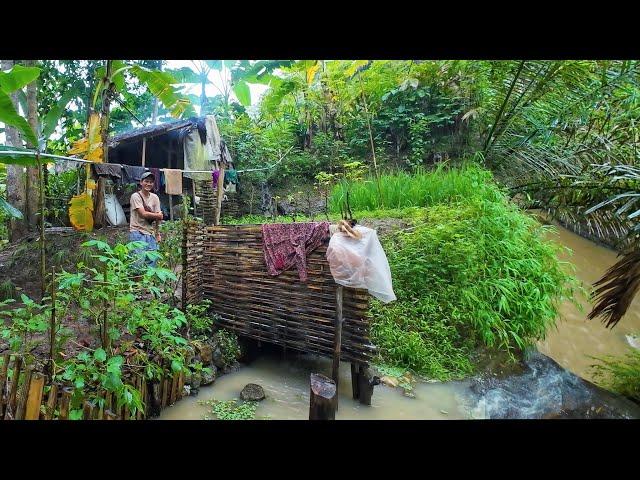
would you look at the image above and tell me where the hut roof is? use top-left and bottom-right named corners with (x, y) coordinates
top-left (107, 118), bottom-right (196, 148)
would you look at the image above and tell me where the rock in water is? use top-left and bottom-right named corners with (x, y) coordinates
top-left (201, 367), bottom-right (217, 386)
top-left (240, 383), bottom-right (265, 401)
top-left (465, 350), bottom-right (640, 419)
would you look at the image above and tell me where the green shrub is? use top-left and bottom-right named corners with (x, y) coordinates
top-left (369, 167), bottom-right (582, 379)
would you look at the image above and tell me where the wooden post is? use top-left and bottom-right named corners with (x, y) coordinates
top-left (0, 353), bottom-right (9, 417)
top-left (5, 356), bottom-right (22, 420)
top-left (309, 373), bottom-right (337, 420)
top-left (43, 383), bottom-right (59, 420)
top-left (141, 137), bottom-right (147, 167)
top-left (357, 366), bottom-right (379, 406)
top-left (169, 195), bottom-right (174, 221)
top-left (350, 363), bottom-right (360, 400)
top-left (332, 285), bottom-right (344, 396)
top-left (49, 266), bottom-right (56, 378)
top-left (15, 365), bottom-right (33, 420)
top-left (24, 372), bottom-right (45, 420)
top-left (58, 387), bottom-right (73, 420)
top-left (214, 163), bottom-right (226, 225)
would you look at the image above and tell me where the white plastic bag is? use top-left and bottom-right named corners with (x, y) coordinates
top-left (326, 225), bottom-right (396, 303)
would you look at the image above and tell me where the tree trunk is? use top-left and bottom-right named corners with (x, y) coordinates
top-left (24, 60), bottom-right (39, 229)
top-left (94, 60), bottom-right (113, 229)
top-left (2, 60), bottom-right (28, 241)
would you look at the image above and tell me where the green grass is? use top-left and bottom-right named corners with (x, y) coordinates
top-left (329, 163), bottom-right (501, 212)
top-left (591, 348), bottom-right (640, 402)
top-left (368, 168), bottom-right (582, 380)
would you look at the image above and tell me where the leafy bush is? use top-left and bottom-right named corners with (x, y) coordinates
top-left (369, 167), bottom-right (582, 379)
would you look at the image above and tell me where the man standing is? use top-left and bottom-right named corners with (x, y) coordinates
top-left (130, 171), bottom-right (163, 268)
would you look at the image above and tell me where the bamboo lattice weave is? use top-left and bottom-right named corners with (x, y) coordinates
top-left (185, 224), bottom-right (374, 364)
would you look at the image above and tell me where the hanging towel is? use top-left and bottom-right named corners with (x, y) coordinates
top-left (164, 169), bottom-right (183, 195)
top-left (121, 165), bottom-right (146, 184)
top-left (224, 169), bottom-right (238, 185)
top-left (261, 222), bottom-right (330, 282)
top-left (91, 163), bottom-right (122, 180)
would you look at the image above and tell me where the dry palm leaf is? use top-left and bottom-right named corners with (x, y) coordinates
top-left (588, 250), bottom-right (640, 328)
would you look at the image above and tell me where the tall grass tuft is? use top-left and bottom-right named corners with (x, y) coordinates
top-left (329, 163), bottom-right (501, 213)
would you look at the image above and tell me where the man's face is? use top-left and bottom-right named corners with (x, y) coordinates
top-left (141, 177), bottom-right (154, 192)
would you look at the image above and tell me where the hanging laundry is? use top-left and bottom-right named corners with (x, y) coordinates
top-left (212, 169), bottom-right (221, 189)
top-left (164, 169), bottom-right (183, 195)
top-left (262, 222), bottom-right (330, 282)
top-left (204, 115), bottom-right (222, 162)
top-left (121, 165), bottom-right (146, 184)
top-left (224, 169), bottom-right (238, 185)
top-left (183, 129), bottom-right (210, 182)
top-left (91, 163), bottom-right (122, 180)
top-left (220, 139), bottom-right (233, 165)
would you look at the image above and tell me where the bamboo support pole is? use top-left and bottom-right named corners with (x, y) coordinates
top-left (49, 266), bottom-right (56, 378)
top-left (15, 366), bottom-right (33, 420)
top-left (44, 383), bottom-right (59, 420)
top-left (0, 353), bottom-right (9, 417)
top-left (58, 387), bottom-right (73, 420)
top-left (24, 372), bottom-right (45, 420)
top-left (5, 356), bottom-right (22, 420)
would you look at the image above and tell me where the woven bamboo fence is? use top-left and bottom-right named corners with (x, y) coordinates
top-left (0, 353), bottom-right (185, 420)
top-left (184, 223), bottom-right (375, 365)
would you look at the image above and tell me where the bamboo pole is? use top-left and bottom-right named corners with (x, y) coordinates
top-left (58, 387), bottom-right (73, 420)
top-left (332, 286), bottom-right (344, 388)
top-left (0, 353), bottom-right (9, 418)
top-left (214, 163), bottom-right (226, 225)
top-left (15, 366), bottom-right (33, 420)
top-left (24, 372), bottom-right (45, 420)
top-left (43, 383), bottom-right (59, 420)
top-left (37, 152), bottom-right (46, 298)
top-left (5, 356), bottom-right (22, 420)
top-left (49, 266), bottom-right (56, 378)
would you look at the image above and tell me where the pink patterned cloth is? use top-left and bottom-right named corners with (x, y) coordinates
top-left (262, 222), bottom-right (330, 282)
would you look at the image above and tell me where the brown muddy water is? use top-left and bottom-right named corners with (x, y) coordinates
top-left (160, 223), bottom-right (640, 420)
top-left (537, 224), bottom-right (640, 382)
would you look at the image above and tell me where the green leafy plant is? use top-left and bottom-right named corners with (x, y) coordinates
top-left (211, 329), bottom-right (241, 368)
top-left (0, 295), bottom-right (49, 355)
top-left (185, 299), bottom-right (214, 339)
top-left (57, 349), bottom-right (143, 419)
top-left (199, 398), bottom-right (258, 420)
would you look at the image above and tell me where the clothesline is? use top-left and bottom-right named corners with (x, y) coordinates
top-left (0, 145), bottom-right (295, 174)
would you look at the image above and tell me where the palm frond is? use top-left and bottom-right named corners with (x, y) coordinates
top-left (588, 250), bottom-right (640, 328)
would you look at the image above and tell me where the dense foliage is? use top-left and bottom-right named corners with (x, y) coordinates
top-left (366, 166), bottom-right (581, 379)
